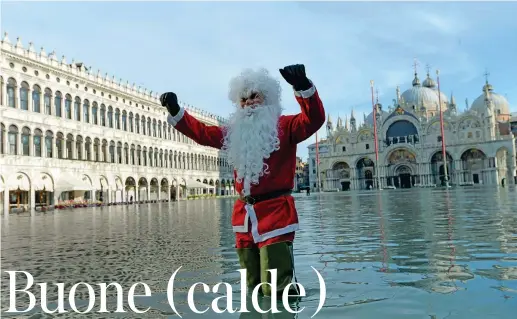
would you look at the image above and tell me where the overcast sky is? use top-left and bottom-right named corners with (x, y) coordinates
top-left (2, 1), bottom-right (516, 160)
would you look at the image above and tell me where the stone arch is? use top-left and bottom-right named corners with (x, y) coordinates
top-left (326, 161), bottom-right (351, 191)
top-left (125, 176), bottom-right (137, 202)
top-left (430, 151), bottom-right (454, 186)
top-left (33, 172), bottom-right (55, 209)
top-left (6, 171), bottom-right (31, 212)
top-left (138, 177), bottom-right (148, 201)
top-left (160, 178), bottom-right (169, 200)
top-left (385, 119), bottom-right (419, 146)
top-left (150, 178), bottom-right (159, 201)
top-left (460, 148), bottom-right (488, 184)
top-left (355, 157), bottom-right (374, 190)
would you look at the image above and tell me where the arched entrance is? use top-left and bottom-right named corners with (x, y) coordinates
top-left (386, 148), bottom-right (417, 188)
top-left (356, 158), bottom-right (374, 190)
top-left (328, 161), bottom-right (351, 191)
top-left (125, 177), bottom-right (136, 203)
top-left (460, 149), bottom-right (487, 184)
top-left (430, 151), bottom-right (454, 186)
top-left (395, 165), bottom-right (412, 188)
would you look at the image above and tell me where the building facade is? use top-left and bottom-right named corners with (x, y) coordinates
top-left (0, 33), bottom-right (235, 214)
top-left (308, 69), bottom-right (516, 191)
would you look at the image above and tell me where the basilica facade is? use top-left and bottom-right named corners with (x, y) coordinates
top-left (308, 69), bottom-right (516, 191)
top-left (0, 33), bottom-right (235, 214)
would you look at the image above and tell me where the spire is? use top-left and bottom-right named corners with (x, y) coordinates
top-left (2, 32), bottom-right (10, 44)
top-left (350, 108), bottom-right (355, 120)
top-left (412, 58), bottom-right (420, 87)
top-left (482, 69), bottom-right (493, 92)
top-left (396, 86), bottom-right (400, 104)
top-left (327, 113), bottom-right (332, 124)
top-left (450, 92), bottom-right (456, 105)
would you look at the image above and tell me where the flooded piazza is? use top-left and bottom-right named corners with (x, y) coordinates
top-left (1, 187), bottom-right (517, 318)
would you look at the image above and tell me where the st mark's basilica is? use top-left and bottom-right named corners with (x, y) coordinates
top-left (308, 68), bottom-right (516, 191)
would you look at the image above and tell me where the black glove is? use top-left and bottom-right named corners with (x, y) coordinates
top-left (160, 92), bottom-right (180, 116)
top-left (279, 64), bottom-right (312, 91)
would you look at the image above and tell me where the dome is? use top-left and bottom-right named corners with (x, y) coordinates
top-left (400, 85), bottom-right (448, 112)
top-left (470, 84), bottom-right (510, 119)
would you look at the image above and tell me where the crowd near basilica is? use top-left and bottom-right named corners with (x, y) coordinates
top-left (307, 65), bottom-right (516, 191)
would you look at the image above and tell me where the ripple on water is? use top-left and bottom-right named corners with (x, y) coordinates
top-left (1, 188), bottom-right (517, 318)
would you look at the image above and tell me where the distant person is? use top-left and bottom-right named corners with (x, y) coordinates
top-left (160, 64), bottom-right (325, 297)
top-left (307, 188), bottom-right (310, 195)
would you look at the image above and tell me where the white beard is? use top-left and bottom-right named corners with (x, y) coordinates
top-left (222, 104), bottom-right (282, 197)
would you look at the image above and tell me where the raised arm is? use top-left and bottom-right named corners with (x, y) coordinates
top-left (278, 64), bottom-right (325, 144)
top-left (161, 92), bottom-right (224, 149)
top-left (288, 83), bottom-right (325, 144)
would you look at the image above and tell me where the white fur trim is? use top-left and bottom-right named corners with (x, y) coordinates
top-left (232, 212), bottom-right (249, 233)
top-left (293, 84), bottom-right (316, 99)
top-left (243, 204), bottom-right (299, 243)
top-left (166, 106), bottom-right (185, 126)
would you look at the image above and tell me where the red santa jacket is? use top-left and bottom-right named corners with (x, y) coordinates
top-left (167, 85), bottom-right (325, 243)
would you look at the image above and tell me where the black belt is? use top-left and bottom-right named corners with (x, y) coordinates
top-left (239, 189), bottom-right (292, 205)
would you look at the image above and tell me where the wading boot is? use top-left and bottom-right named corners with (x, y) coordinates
top-left (236, 247), bottom-right (261, 292)
top-left (259, 242), bottom-right (299, 298)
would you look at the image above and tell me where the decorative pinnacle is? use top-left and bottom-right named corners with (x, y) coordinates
top-left (426, 63), bottom-right (431, 75)
top-left (413, 58), bottom-right (419, 74)
top-left (436, 69), bottom-right (440, 76)
top-left (483, 69), bottom-right (490, 83)
top-left (370, 80), bottom-right (374, 87)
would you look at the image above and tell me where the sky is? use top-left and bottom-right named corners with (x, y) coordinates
top-left (2, 1), bottom-right (516, 161)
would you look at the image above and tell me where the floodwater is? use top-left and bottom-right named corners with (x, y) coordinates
top-left (1, 187), bottom-right (517, 318)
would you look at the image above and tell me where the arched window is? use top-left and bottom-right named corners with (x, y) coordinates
top-left (22, 126), bottom-right (30, 156)
top-left (65, 94), bottom-right (72, 119)
top-left (122, 111), bottom-right (127, 131)
top-left (153, 119), bottom-right (157, 137)
top-left (54, 91), bottom-right (62, 117)
top-left (74, 97), bottom-right (81, 121)
top-left (93, 138), bottom-right (100, 161)
top-left (115, 108), bottom-right (120, 129)
top-left (8, 125), bottom-right (19, 154)
top-left (20, 82), bottom-right (29, 110)
top-left (76, 135), bottom-right (83, 160)
top-left (32, 85), bottom-right (41, 113)
top-left (92, 102), bottom-right (98, 125)
top-left (83, 99), bottom-right (90, 123)
top-left (44, 88), bottom-right (52, 115)
top-left (147, 118), bottom-right (151, 136)
top-left (33, 128), bottom-right (42, 157)
top-left (100, 104), bottom-right (106, 126)
top-left (56, 132), bottom-right (64, 159)
top-left (7, 78), bottom-right (17, 108)
top-left (85, 137), bottom-right (92, 161)
top-left (45, 131), bottom-right (53, 158)
top-left (109, 141), bottom-right (115, 163)
top-left (135, 114), bottom-right (140, 134)
top-left (66, 134), bottom-right (74, 160)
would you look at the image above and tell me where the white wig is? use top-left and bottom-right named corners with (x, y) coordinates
top-left (228, 68), bottom-right (282, 106)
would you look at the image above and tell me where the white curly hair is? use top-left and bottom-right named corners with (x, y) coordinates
top-left (227, 68), bottom-right (282, 107)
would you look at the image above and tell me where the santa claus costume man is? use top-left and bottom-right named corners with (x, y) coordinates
top-left (160, 64), bottom-right (325, 297)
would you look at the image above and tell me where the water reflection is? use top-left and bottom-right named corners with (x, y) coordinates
top-left (1, 187), bottom-right (516, 318)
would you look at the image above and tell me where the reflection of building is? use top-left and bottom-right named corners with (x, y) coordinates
top-left (0, 34), bottom-right (234, 214)
top-left (308, 68), bottom-right (516, 190)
